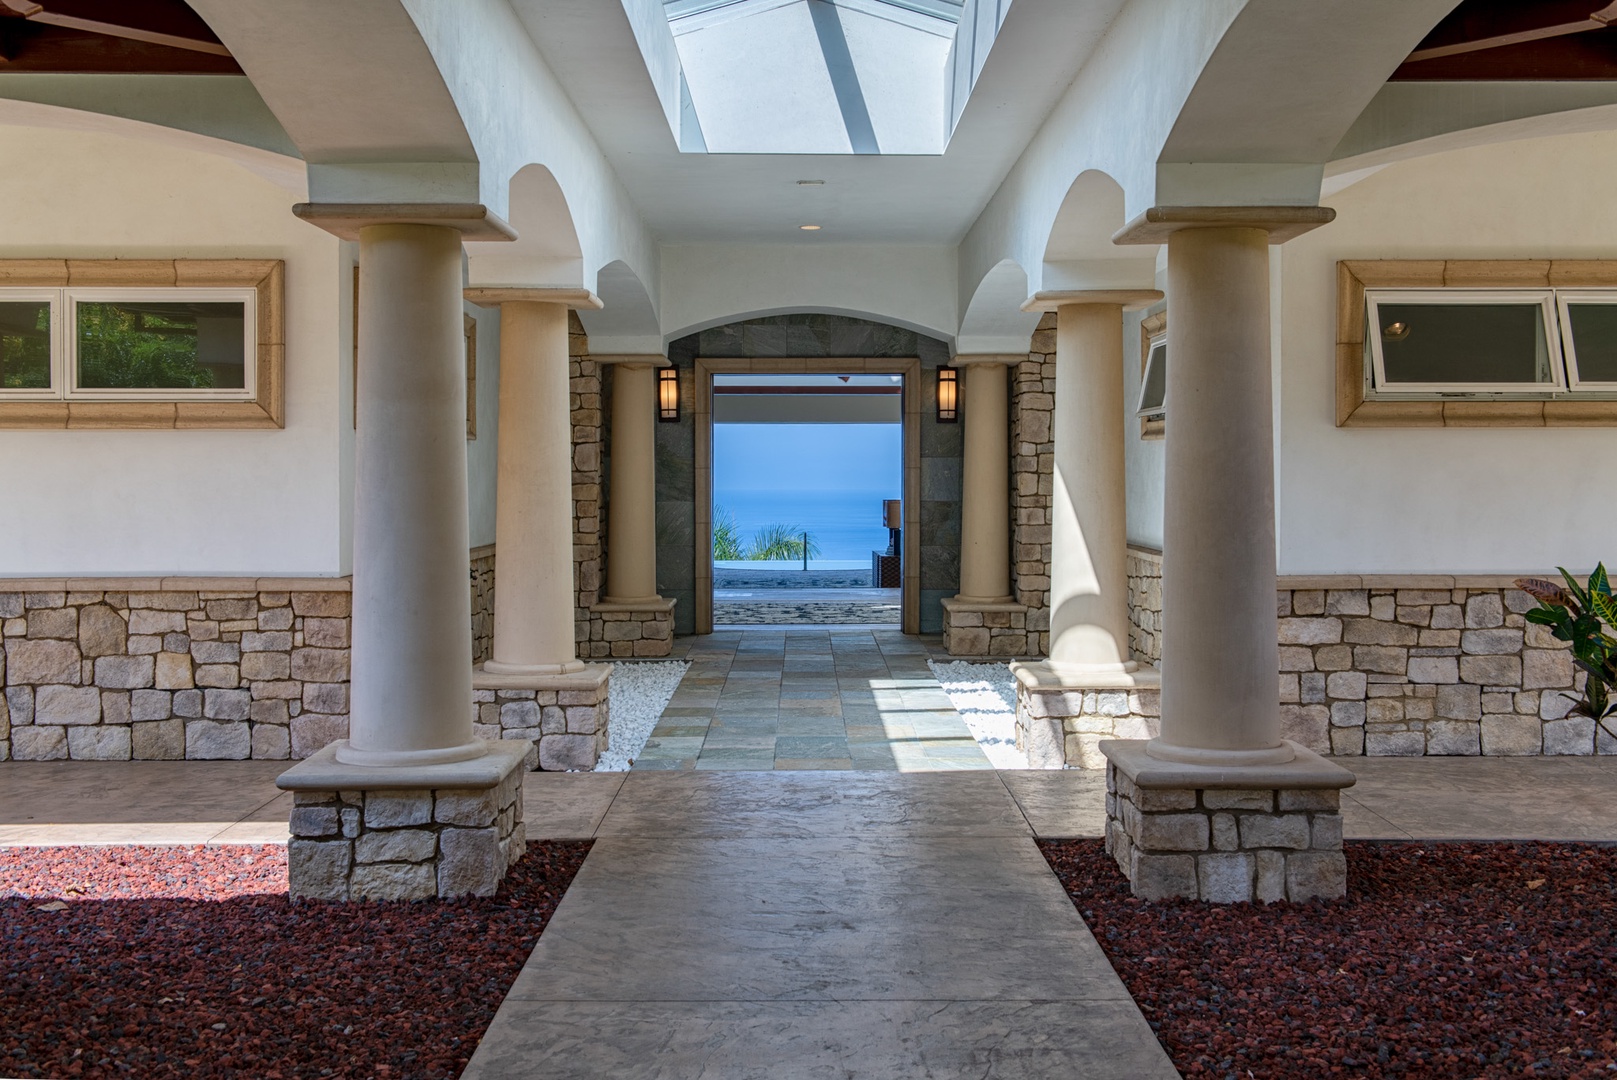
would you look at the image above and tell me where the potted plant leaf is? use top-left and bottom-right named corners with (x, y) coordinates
top-left (1515, 565), bottom-right (1617, 720)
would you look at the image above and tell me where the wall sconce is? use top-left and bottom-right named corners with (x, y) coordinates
top-left (658, 366), bottom-right (680, 422)
top-left (936, 366), bottom-right (958, 423)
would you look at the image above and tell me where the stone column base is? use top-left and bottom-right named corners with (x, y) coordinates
top-left (586, 597), bottom-right (676, 659)
top-left (1010, 660), bottom-right (1161, 768)
top-left (473, 663), bottom-right (610, 771)
top-left (940, 597), bottom-right (1027, 656)
top-left (1100, 738), bottom-right (1356, 903)
top-left (277, 739), bottom-right (529, 901)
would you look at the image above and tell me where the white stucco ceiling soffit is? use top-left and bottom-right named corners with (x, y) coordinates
top-left (186, 0), bottom-right (482, 205)
top-left (1156, 0), bottom-right (1463, 207)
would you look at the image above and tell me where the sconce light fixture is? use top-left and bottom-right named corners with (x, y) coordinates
top-left (936, 366), bottom-right (958, 423)
top-left (658, 367), bottom-right (680, 423)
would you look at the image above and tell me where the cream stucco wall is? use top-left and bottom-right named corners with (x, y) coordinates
top-left (0, 123), bottom-right (346, 576)
top-left (1277, 128), bottom-right (1617, 574)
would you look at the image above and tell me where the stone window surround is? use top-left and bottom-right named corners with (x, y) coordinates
top-left (0, 259), bottom-right (284, 429)
top-left (690, 356), bottom-right (923, 635)
top-left (1336, 259), bottom-right (1617, 428)
top-left (1138, 309), bottom-right (1165, 441)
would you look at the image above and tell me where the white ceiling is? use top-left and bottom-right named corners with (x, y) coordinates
top-left (509, 0), bottom-right (1126, 243)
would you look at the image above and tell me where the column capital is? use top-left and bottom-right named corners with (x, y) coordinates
top-left (949, 353), bottom-right (1023, 367)
top-left (292, 202), bottom-right (515, 241)
top-left (463, 286), bottom-right (603, 310)
top-left (593, 353), bottom-right (670, 368)
top-left (1021, 289), bottom-right (1162, 313)
top-left (1112, 205), bottom-right (1335, 246)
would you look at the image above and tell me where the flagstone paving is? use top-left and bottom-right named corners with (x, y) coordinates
top-left (639, 628), bottom-right (992, 771)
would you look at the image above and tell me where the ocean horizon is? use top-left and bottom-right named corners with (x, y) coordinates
top-left (714, 489), bottom-right (899, 560)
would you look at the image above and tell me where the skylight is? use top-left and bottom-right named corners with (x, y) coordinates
top-left (665, 0), bottom-right (965, 26)
top-left (653, 0), bottom-right (994, 155)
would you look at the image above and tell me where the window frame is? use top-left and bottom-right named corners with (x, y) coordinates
top-left (1363, 287), bottom-right (1565, 397)
top-left (0, 259), bottom-right (283, 429)
top-left (0, 289), bottom-right (63, 400)
top-left (1136, 329), bottom-right (1167, 418)
top-left (1336, 260), bottom-right (1617, 428)
top-left (1138, 309), bottom-right (1166, 440)
top-left (60, 287), bottom-right (258, 402)
top-left (1555, 289), bottom-right (1617, 393)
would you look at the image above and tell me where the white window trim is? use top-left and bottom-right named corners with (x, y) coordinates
top-left (0, 289), bottom-right (62, 400)
top-left (1365, 288), bottom-right (1565, 397)
top-left (0, 286), bottom-right (257, 402)
top-left (1556, 290), bottom-right (1617, 393)
top-left (1136, 331), bottom-right (1166, 418)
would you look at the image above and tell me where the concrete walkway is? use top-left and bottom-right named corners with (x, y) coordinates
top-left (464, 770), bottom-right (1179, 1079)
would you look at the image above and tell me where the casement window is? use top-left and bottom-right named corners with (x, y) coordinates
top-left (1364, 289), bottom-right (1564, 396)
top-left (1338, 261), bottom-right (1617, 427)
top-left (1557, 292), bottom-right (1617, 391)
top-left (0, 260), bottom-right (283, 429)
top-left (1136, 330), bottom-right (1167, 419)
top-left (1137, 309), bottom-right (1166, 439)
top-left (1, 288), bottom-right (257, 401)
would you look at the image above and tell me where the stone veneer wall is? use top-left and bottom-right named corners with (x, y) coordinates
top-left (1, 553), bottom-right (505, 763)
top-left (569, 312), bottom-right (606, 648)
top-left (1, 581), bottom-right (351, 762)
top-left (1010, 313), bottom-right (1056, 656)
top-left (471, 546), bottom-right (495, 666)
top-left (1119, 562), bottom-right (1610, 757)
top-left (1125, 547), bottom-right (1163, 665)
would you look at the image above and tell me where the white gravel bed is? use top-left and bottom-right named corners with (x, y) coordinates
top-left (595, 660), bottom-right (691, 772)
top-left (928, 659), bottom-right (1050, 770)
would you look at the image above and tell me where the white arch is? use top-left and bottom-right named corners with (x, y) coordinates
top-left (580, 259), bottom-right (662, 354)
top-left (957, 259), bottom-right (1038, 354)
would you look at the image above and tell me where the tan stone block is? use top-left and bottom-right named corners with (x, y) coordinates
top-left (1239, 813), bottom-right (1310, 850)
top-left (1133, 812), bottom-right (1209, 852)
top-left (5, 639), bottom-right (81, 684)
top-left (1285, 851), bottom-right (1346, 901)
top-left (288, 839), bottom-right (352, 901)
top-left (1203, 789), bottom-right (1273, 811)
top-left (291, 592), bottom-right (350, 617)
top-left (132, 720), bottom-right (184, 759)
top-left (351, 861), bottom-right (435, 901)
top-left (1128, 852), bottom-right (1198, 900)
top-left (355, 828), bottom-right (437, 864)
top-left (1522, 649), bottom-right (1572, 689)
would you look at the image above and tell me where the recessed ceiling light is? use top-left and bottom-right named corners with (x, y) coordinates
top-left (796, 179), bottom-right (825, 186)
top-left (799, 224), bottom-right (821, 231)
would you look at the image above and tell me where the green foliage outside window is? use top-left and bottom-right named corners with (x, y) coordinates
top-left (0, 302), bottom-right (51, 389)
top-left (76, 302), bottom-right (223, 390)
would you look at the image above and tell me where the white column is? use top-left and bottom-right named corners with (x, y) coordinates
top-left (603, 359), bottom-right (662, 605)
top-left (1150, 226), bottom-right (1289, 765)
top-left (954, 357), bottom-right (1014, 603)
top-left (342, 223), bottom-right (481, 766)
top-left (482, 300), bottom-right (584, 675)
top-left (1047, 302), bottom-right (1134, 672)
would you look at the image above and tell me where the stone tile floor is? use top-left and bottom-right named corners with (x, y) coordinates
top-left (643, 629), bottom-right (986, 770)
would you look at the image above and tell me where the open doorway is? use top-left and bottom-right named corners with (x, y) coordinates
top-left (694, 358), bottom-right (921, 633)
top-left (711, 373), bottom-right (902, 626)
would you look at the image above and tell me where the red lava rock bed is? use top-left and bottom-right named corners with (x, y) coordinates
top-left (0, 841), bottom-right (591, 1079)
top-left (1040, 839), bottom-right (1617, 1080)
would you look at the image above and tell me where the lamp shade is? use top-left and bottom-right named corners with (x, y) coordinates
top-left (936, 366), bottom-right (958, 422)
top-left (883, 499), bottom-right (902, 528)
top-left (658, 367), bottom-right (680, 422)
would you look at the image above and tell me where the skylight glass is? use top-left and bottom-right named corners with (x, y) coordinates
top-left (664, 0), bottom-right (964, 25)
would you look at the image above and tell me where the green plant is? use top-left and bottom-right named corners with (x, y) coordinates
top-left (745, 523), bottom-right (820, 561)
top-left (75, 303), bottom-right (219, 389)
top-left (712, 506), bottom-right (745, 560)
top-left (1516, 565), bottom-right (1617, 720)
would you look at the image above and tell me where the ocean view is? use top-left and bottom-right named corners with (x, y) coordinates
top-left (715, 490), bottom-right (899, 560)
top-left (713, 423), bottom-right (902, 560)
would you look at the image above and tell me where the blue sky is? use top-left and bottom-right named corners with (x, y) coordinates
top-left (714, 424), bottom-right (901, 496)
